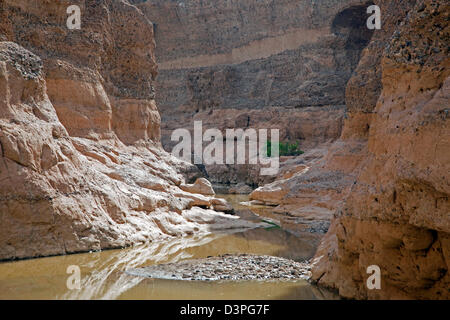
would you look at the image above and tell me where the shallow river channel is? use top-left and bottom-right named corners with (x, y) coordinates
top-left (0, 195), bottom-right (338, 300)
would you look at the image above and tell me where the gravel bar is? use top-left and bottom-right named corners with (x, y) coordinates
top-left (126, 254), bottom-right (312, 282)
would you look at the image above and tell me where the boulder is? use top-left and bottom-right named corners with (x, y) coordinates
top-left (180, 178), bottom-right (216, 196)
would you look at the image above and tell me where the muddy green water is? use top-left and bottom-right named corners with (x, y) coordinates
top-left (0, 195), bottom-right (338, 300)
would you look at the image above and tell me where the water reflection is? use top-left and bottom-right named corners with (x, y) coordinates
top-left (62, 232), bottom-right (234, 300)
top-left (0, 195), bottom-right (338, 300)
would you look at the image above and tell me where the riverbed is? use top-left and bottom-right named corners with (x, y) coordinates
top-left (0, 195), bottom-right (338, 300)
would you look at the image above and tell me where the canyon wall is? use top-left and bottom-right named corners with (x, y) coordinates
top-left (134, 0), bottom-right (376, 186)
top-left (243, 0), bottom-right (449, 299)
top-left (1, 0), bottom-right (447, 300)
top-left (250, 0), bottom-right (418, 236)
top-left (311, 0), bottom-right (449, 299)
top-left (133, 0), bottom-right (449, 299)
top-left (0, 0), bottom-right (253, 261)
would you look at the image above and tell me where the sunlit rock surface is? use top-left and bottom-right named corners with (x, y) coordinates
top-left (0, 0), bottom-right (254, 261)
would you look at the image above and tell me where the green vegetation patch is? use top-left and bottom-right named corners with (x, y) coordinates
top-left (266, 140), bottom-right (304, 157)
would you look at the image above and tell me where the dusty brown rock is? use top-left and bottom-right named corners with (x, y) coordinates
top-left (180, 177), bottom-right (215, 196)
top-left (310, 0), bottom-right (450, 299)
top-left (160, 105), bottom-right (346, 188)
top-left (250, 183), bottom-right (289, 207)
top-left (247, 144), bottom-right (354, 238)
top-left (228, 183), bottom-right (253, 195)
top-left (140, 0), bottom-right (372, 111)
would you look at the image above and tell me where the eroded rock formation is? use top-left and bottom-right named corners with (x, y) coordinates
top-left (0, 0), bottom-right (254, 261)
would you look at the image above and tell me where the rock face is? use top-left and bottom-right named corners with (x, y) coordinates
top-left (249, 144), bottom-right (351, 239)
top-left (139, 0), bottom-right (372, 109)
top-left (247, 0), bottom-right (449, 299)
top-left (126, 254), bottom-right (312, 282)
top-left (132, 0), bottom-right (376, 185)
top-left (308, 0), bottom-right (449, 299)
top-left (0, 0), bottom-right (251, 261)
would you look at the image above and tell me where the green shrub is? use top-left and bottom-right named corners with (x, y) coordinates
top-left (266, 140), bottom-right (304, 157)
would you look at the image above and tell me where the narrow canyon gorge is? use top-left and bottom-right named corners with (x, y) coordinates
top-left (0, 0), bottom-right (448, 300)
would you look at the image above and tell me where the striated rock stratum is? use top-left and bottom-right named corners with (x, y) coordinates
top-left (0, 0), bottom-right (256, 261)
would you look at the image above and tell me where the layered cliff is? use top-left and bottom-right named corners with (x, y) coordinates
top-left (134, 0), bottom-right (377, 185)
top-left (250, 0), bottom-right (419, 237)
top-left (0, 0), bottom-right (254, 261)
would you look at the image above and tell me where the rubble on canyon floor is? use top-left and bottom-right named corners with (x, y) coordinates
top-left (0, 0), bottom-right (254, 261)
